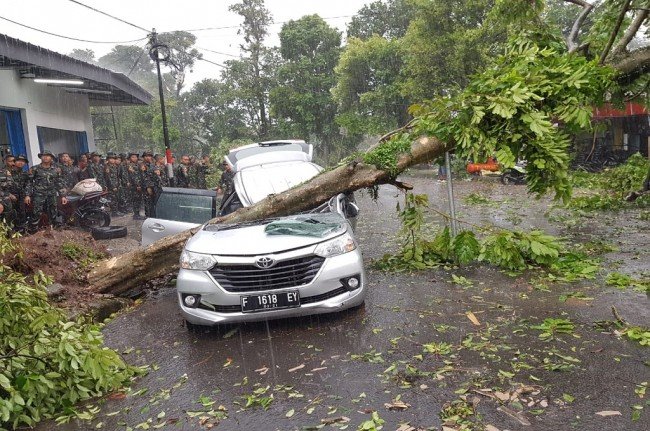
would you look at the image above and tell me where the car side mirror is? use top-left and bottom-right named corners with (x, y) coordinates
top-left (345, 202), bottom-right (359, 218)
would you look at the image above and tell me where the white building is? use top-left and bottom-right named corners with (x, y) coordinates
top-left (0, 33), bottom-right (151, 166)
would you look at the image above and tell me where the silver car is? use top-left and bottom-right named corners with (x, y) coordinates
top-left (175, 140), bottom-right (366, 327)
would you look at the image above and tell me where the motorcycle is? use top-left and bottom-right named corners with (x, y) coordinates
top-left (501, 162), bottom-right (526, 185)
top-left (58, 191), bottom-right (111, 228)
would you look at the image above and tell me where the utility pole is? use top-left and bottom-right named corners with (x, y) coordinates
top-left (149, 28), bottom-right (174, 182)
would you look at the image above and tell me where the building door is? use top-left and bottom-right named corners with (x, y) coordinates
top-left (37, 126), bottom-right (87, 162)
top-left (0, 109), bottom-right (27, 166)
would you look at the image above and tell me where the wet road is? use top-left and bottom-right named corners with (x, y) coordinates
top-left (41, 174), bottom-right (649, 431)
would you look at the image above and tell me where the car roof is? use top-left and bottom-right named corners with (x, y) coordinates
top-left (234, 161), bottom-right (321, 206)
top-left (225, 140), bottom-right (313, 171)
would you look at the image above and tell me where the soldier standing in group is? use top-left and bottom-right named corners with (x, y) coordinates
top-left (89, 152), bottom-right (106, 190)
top-left (0, 171), bottom-right (16, 226)
top-left (187, 156), bottom-right (200, 188)
top-left (7, 155), bottom-right (30, 230)
top-left (24, 150), bottom-right (67, 231)
top-left (118, 153), bottom-right (131, 214)
top-left (199, 154), bottom-right (212, 189)
top-left (59, 152), bottom-right (79, 191)
top-left (104, 152), bottom-right (123, 216)
top-left (217, 161), bottom-right (235, 197)
top-left (140, 151), bottom-right (161, 218)
top-left (126, 152), bottom-right (144, 220)
top-left (175, 155), bottom-right (191, 188)
top-left (4, 155), bottom-right (16, 174)
top-left (154, 154), bottom-right (171, 187)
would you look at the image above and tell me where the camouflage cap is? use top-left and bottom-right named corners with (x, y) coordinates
top-left (16, 154), bottom-right (29, 162)
top-left (141, 150), bottom-right (154, 157)
top-left (38, 150), bottom-right (55, 158)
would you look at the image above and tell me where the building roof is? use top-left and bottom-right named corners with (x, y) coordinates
top-left (0, 33), bottom-right (152, 106)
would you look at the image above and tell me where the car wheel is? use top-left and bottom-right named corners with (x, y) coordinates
top-left (501, 174), bottom-right (511, 185)
top-left (91, 225), bottom-right (128, 240)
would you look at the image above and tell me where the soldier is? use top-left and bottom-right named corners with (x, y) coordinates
top-left (217, 161), bottom-right (235, 197)
top-left (77, 154), bottom-right (92, 180)
top-left (24, 150), bottom-right (67, 231)
top-left (0, 171), bottom-right (16, 226)
top-left (175, 155), bottom-right (191, 188)
top-left (8, 155), bottom-right (31, 230)
top-left (89, 152), bottom-right (106, 189)
top-left (126, 152), bottom-right (144, 219)
top-left (140, 151), bottom-right (162, 218)
top-left (4, 154), bottom-right (16, 174)
top-left (59, 152), bottom-right (79, 192)
top-left (187, 156), bottom-right (201, 188)
top-left (155, 154), bottom-right (171, 187)
top-left (200, 154), bottom-right (213, 189)
top-left (118, 153), bottom-right (131, 214)
top-left (104, 152), bottom-right (124, 216)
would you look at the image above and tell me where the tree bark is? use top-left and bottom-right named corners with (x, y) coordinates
top-left (87, 136), bottom-right (452, 295)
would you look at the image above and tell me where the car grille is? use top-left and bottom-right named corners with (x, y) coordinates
top-left (209, 255), bottom-right (326, 292)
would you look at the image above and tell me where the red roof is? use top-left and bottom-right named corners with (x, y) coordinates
top-left (592, 102), bottom-right (648, 119)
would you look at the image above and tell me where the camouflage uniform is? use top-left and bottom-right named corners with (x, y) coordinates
top-left (89, 161), bottom-right (106, 189)
top-left (0, 175), bottom-right (15, 226)
top-left (219, 169), bottom-right (235, 197)
top-left (60, 164), bottom-right (79, 191)
top-left (118, 160), bottom-right (131, 213)
top-left (195, 163), bottom-right (207, 189)
top-left (140, 161), bottom-right (162, 217)
top-left (26, 162), bottom-right (65, 229)
top-left (175, 164), bottom-right (190, 188)
top-left (127, 159), bottom-right (143, 217)
top-left (104, 162), bottom-right (121, 213)
top-left (7, 165), bottom-right (29, 228)
top-left (188, 163), bottom-right (201, 189)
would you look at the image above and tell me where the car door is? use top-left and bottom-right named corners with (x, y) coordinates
top-left (141, 189), bottom-right (217, 246)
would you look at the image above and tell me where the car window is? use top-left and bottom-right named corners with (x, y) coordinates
top-left (155, 192), bottom-right (214, 224)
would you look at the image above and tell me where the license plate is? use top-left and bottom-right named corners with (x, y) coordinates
top-left (240, 291), bottom-right (300, 313)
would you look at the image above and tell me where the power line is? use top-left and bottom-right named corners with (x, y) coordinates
top-left (0, 15), bottom-right (148, 44)
top-left (173, 15), bottom-right (354, 32)
top-left (196, 46), bottom-right (239, 58)
top-left (66, 0), bottom-right (150, 33)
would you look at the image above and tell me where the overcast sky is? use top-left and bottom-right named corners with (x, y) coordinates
top-left (2, 0), bottom-right (371, 88)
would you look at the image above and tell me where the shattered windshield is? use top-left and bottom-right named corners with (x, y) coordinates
top-left (264, 213), bottom-right (346, 238)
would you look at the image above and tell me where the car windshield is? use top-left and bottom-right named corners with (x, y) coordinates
top-left (156, 192), bottom-right (214, 224)
top-left (264, 213), bottom-right (346, 238)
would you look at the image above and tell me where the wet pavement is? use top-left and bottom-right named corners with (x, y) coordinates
top-left (38, 173), bottom-right (649, 431)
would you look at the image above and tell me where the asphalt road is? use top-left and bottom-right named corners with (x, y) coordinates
top-left (37, 174), bottom-right (649, 431)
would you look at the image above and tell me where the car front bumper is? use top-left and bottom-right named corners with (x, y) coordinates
top-left (176, 248), bottom-right (366, 325)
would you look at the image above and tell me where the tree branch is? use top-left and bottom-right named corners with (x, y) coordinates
top-left (611, 8), bottom-right (649, 57)
top-left (600, 0), bottom-right (633, 64)
top-left (566, 0), bottom-right (595, 53)
top-left (610, 45), bottom-right (650, 82)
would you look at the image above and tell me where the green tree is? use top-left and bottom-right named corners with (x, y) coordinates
top-left (97, 45), bottom-right (158, 94)
top-left (158, 31), bottom-right (202, 96)
top-left (333, 36), bottom-right (409, 137)
top-left (270, 15), bottom-right (343, 161)
top-left (346, 0), bottom-right (415, 40)
top-left (401, 0), bottom-right (508, 100)
top-left (229, 0), bottom-right (274, 138)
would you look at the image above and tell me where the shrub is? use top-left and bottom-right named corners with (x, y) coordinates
top-left (0, 223), bottom-right (135, 428)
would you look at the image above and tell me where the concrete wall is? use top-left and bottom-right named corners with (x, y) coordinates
top-left (0, 69), bottom-right (96, 164)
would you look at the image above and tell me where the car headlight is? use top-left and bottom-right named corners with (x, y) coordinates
top-left (314, 233), bottom-right (357, 258)
top-left (180, 250), bottom-right (217, 270)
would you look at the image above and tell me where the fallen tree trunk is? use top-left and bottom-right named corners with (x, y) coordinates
top-left (87, 136), bottom-right (452, 295)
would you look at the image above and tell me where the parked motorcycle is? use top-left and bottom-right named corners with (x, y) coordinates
top-left (58, 191), bottom-right (111, 228)
top-left (501, 162), bottom-right (526, 185)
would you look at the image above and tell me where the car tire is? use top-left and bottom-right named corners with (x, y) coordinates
top-left (91, 225), bottom-right (128, 240)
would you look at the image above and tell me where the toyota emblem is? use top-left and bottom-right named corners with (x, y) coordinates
top-left (255, 256), bottom-right (275, 269)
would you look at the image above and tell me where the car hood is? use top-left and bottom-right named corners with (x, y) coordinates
top-left (184, 214), bottom-right (348, 256)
